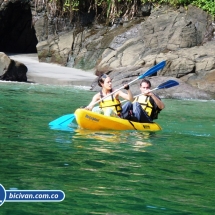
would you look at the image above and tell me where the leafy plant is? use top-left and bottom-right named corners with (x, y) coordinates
top-left (35, 0), bottom-right (214, 24)
top-left (192, 0), bottom-right (215, 15)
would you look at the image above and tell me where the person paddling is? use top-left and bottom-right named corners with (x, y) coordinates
top-left (132, 79), bottom-right (165, 122)
top-left (85, 74), bottom-right (133, 117)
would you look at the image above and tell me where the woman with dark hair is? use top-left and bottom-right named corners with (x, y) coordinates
top-left (85, 74), bottom-right (133, 117)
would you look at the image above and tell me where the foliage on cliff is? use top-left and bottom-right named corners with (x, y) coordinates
top-left (36, 0), bottom-right (214, 25)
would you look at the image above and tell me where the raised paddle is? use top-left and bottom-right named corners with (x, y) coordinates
top-left (151, 80), bottom-right (179, 91)
top-left (93, 60), bottom-right (166, 105)
top-left (48, 61), bottom-right (166, 128)
top-left (121, 80), bottom-right (179, 103)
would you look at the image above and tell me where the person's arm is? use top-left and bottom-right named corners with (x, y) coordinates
top-left (117, 85), bottom-right (134, 102)
top-left (85, 93), bottom-right (100, 111)
top-left (148, 92), bottom-right (165, 110)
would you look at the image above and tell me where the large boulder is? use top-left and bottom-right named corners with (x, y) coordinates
top-left (36, 32), bottom-right (74, 66)
top-left (0, 52), bottom-right (11, 76)
top-left (97, 5), bottom-right (212, 70)
top-left (0, 53), bottom-right (27, 82)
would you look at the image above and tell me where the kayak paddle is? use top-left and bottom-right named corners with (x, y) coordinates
top-left (49, 113), bottom-right (75, 127)
top-left (94, 60), bottom-right (166, 105)
top-left (121, 80), bottom-right (179, 103)
top-left (150, 80), bottom-right (179, 92)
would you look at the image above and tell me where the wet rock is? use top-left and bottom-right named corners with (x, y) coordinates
top-left (0, 53), bottom-right (27, 82)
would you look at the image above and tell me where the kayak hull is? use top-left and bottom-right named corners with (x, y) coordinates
top-left (74, 108), bottom-right (162, 131)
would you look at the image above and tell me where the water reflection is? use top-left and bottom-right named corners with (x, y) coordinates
top-left (53, 126), bottom-right (155, 153)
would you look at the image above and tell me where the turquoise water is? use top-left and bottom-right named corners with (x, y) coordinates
top-left (0, 81), bottom-right (215, 214)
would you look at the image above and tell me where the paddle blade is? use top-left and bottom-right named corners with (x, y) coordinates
top-left (138, 61), bottom-right (166, 79)
top-left (49, 114), bottom-right (76, 127)
top-left (157, 80), bottom-right (179, 90)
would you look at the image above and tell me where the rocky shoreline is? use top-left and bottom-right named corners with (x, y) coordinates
top-left (0, 52), bottom-right (212, 100)
top-left (9, 53), bottom-right (96, 87)
top-left (0, 1), bottom-right (215, 100)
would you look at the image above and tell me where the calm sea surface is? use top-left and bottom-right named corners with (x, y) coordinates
top-left (0, 81), bottom-right (215, 214)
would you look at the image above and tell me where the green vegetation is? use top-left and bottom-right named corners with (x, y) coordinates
top-left (192, 0), bottom-right (215, 15)
top-left (36, 0), bottom-right (215, 24)
top-left (147, 0), bottom-right (215, 15)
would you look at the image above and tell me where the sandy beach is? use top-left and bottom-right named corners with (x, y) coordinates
top-left (9, 53), bottom-right (97, 87)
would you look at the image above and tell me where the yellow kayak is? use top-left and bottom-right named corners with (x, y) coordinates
top-left (74, 108), bottom-right (162, 131)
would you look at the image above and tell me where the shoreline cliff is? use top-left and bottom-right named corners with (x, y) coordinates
top-left (0, 1), bottom-right (214, 99)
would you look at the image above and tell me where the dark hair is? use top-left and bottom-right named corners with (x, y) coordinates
top-left (98, 74), bottom-right (108, 87)
top-left (140, 79), bottom-right (151, 87)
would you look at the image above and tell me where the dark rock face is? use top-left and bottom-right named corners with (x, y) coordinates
top-left (141, 2), bottom-right (153, 17)
top-left (0, 0), bottom-right (38, 53)
top-left (0, 59), bottom-right (27, 82)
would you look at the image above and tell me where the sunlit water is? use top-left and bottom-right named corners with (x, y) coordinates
top-left (1, 81), bottom-right (215, 214)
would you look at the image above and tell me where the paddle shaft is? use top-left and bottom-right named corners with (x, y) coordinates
top-left (93, 77), bottom-right (139, 106)
top-left (121, 80), bottom-right (179, 103)
top-left (93, 61), bottom-right (166, 106)
top-left (121, 87), bottom-right (158, 103)
top-left (49, 61), bottom-right (167, 126)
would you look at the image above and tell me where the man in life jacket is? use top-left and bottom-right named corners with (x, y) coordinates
top-left (85, 74), bottom-right (133, 117)
top-left (132, 79), bottom-right (165, 122)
